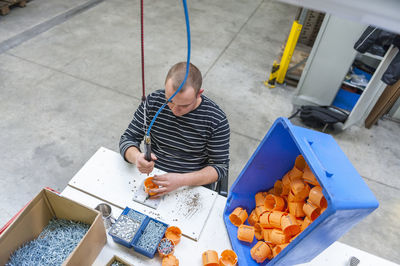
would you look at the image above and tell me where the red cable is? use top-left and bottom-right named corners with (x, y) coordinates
top-left (140, 0), bottom-right (146, 102)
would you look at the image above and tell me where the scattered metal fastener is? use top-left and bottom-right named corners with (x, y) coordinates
top-left (349, 256), bottom-right (360, 266)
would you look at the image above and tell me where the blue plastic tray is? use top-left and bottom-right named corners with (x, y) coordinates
top-left (132, 218), bottom-right (168, 258)
top-left (224, 118), bottom-right (379, 265)
top-left (108, 207), bottom-right (147, 248)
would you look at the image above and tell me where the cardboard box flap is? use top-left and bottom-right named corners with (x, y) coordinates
top-left (63, 214), bottom-right (106, 266)
top-left (0, 190), bottom-right (54, 265)
top-left (44, 189), bottom-right (97, 224)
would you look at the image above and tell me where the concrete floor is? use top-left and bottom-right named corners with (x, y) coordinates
top-left (1, 0), bottom-right (399, 264)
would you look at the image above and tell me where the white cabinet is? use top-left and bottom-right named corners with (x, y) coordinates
top-left (293, 13), bottom-right (399, 129)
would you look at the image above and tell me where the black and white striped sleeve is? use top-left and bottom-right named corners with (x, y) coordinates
top-left (206, 117), bottom-right (230, 182)
top-left (119, 100), bottom-right (147, 162)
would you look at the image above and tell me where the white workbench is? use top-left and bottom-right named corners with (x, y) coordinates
top-left (61, 148), bottom-right (398, 266)
top-left (68, 147), bottom-right (217, 241)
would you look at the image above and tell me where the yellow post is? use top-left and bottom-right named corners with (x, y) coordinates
top-left (265, 60), bottom-right (279, 88)
top-left (276, 21), bottom-right (303, 84)
top-left (266, 20), bottom-right (303, 87)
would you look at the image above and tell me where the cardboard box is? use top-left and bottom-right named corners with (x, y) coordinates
top-left (0, 188), bottom-right (107, 265)
top-left (106, 255), bottom-right (133, 266)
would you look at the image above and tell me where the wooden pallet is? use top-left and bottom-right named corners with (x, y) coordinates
top-left (0, 0), bottom-right (26, 16)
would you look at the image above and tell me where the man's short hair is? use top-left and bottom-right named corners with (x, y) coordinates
top-left (165, 62), bottom-right (202, 94)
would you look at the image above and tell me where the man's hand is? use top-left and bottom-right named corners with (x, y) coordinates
top-left (150, 173), bottom-right (185, 197)
top-left (136, 153), bottom-right (157, 174)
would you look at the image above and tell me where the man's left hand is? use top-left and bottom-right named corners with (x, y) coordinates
top-left (150, 173), bottom-right (185, 197)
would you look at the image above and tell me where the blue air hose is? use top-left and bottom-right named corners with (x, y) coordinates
top-left (146, 0), bottom-right (191, 136)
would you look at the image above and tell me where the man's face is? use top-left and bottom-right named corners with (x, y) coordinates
top-left (165, 79), bottom-right (201, 117)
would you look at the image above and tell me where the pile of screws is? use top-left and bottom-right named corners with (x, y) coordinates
top-left (110, 261), bottom-right (127, 266)
top-left (6, 219), bottom-right (90, 266)
top-left (136, 220), bottom-right (167, 253)
top-left (127, 209), bottom-right (145, 223)
top-left (109, 215), bottom-right (142, 242)
top-left (158, 238), bottom-right (174, 256)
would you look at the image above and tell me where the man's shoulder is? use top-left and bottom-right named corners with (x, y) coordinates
top-left (147, 90), bottom-right (165, 105)
top-left (199, 95), bottom-right (228, 122)
top-left (148, 89), bottom-right (165, 98)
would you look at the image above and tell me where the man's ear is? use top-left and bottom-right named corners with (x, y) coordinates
top-left (197, 88), bottom-right (204, 97)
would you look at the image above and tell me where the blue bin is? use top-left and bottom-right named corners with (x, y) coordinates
top-left (108, 207), bottom-right (148, 248)
top-left (223, 118), bottom-right (378, 265)
top-left (132, 217), bottom-right (168, 258)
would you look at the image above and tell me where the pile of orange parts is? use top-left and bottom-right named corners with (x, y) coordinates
top-left (202, 249), bottom-right (238, 266)
top-left (228, 155), bottom-right (328, 264)
top-left (161, 226), bottom-right (181, 266)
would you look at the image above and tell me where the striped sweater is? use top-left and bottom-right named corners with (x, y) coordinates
top-left (119, 90), bottom-right (230, 185)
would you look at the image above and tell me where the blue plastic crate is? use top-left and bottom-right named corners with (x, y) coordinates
top-left (332, 88), bottom-right (361, 111)
top-left (224, 117), bottom-right (379, 265)
top-left (132, 218), bottom-right (168, 258)
top-left (108, 207), bottom-right (147, 248)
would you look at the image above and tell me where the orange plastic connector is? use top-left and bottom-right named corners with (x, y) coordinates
top-left (229, 207), bottom-right (248, 227)
top-left (263, 228), bottom-right (273, 242)
top-left (264, 194), bottom-right (285, 211)
top-left (282, 173), bottom-right (291, 187)
top-left (162, 254), bottom-right (179, 266)
top-left (254, 223), bottom-right (264, 240)
top-left (165, 226), bottom-right (182, 245)
top-left (301, 216), bottom-right (312, 231)
top-left (274, 180), bottom-right (283, 195)
top-left (281, 214), bottom-right (301, 237)
top-left (288, 201), bottom-right (305, 218)
top-left (268, 211), bottom-right (285, 228)
top-left (255, 192), bottom-right (268, 207)
top-left (289, 179), bottom-right (310, 201)
top-left (202, 250), bottom-right (219, 266)
top-left (251, 241), bottom-right (272, 263)
top-left (296, 218), bottom-right (303, 226)
top-left (259, 212), bottom-right (273, 228)
top-left (248, 209), bottom-right (259, 226)
top-left (309, 186), bottom-right (327, 209)
top-left (272, 243), bottom-right (289, 257)
top-left (294, 155), bottom-right (306, 171)
top-left (267, 188), bottom-right (276, 195)
top-left (303, 165), bottom-right (319, 186)
top-left (144, 177), bottom-right (159, 196)
top-left (281, 184), bottom-right (291, 197)
top-left (255, 205), bottom-right (268, 218)
top-left (266, 243), bottom-right (274, 260)
top-left (303, 200), bottom-right (321, 221)
top-left (269, 229), bottom-right (290, 245)
top-left (282, 195), bottom-right (289, 212)
top-left (219, 249), bottom-right (238, 266)
top-left (237, 225), bottom-right (255, 243)
top-left (288, 167), bottom-right (303, 180)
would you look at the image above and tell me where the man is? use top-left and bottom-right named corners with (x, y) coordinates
top-left (119, 62), bottom-right (230, 196)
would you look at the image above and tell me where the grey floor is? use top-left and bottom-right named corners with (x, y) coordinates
top-left (1, 0), bottom-right (399, 264)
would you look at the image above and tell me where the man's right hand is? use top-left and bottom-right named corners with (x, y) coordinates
top-left (136, 153), bottom-right (157, 174)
